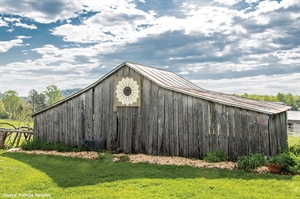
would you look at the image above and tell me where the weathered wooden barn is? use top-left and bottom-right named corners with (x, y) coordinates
top-left (31, 62), bottom-right (291, 160)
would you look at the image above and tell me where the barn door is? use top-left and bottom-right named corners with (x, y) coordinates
top-left (116, 107), bottom-right (139, 154)
top-left (114, 76), bottom-right (141, 153)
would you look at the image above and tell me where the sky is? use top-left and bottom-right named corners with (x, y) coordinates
top-left (0, 0), bottom-right (299, 97)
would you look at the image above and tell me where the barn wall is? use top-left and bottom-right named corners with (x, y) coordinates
top-left (33, 65), bottom-right (288, 160)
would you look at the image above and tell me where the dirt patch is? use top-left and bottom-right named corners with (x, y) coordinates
top-left (6, 148), bottom-right (270, 173)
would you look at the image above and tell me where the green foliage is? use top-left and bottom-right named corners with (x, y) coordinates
top-left (238, 92), bottom-right (299, 110)
top-left (0, 99), bottom-right (8, 118)
top-left (21, 138), bottom-right (83, 152)
top-left (118, 155), bottom-right (130, 162)
top-left (203, 150), bottom-right (229, 163)
top-left (237, 153), bottom-right (267, 172)
top-left (44, 85), bottom-right (65, 106)
top-left (267, 148), bottom-right (300, 174)
top-left (60, 88), bottom-right (82, 97)
top-left (97, 152), bottom-right (114, 162)
top-left (1, 151), bottom-right (300, 199)
top-left (2, 90), bottom-right (23, 119)
top-left (27, 89), bottom-right (46, 112)
top-left (289, 141), bottom-right (300, 156)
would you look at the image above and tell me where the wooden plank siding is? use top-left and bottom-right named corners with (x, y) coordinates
top-left (32, 65), bottom-right (288, 159)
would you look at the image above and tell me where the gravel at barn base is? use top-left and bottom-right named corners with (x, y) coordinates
top-left (6, 148), bottom-right (269, 174)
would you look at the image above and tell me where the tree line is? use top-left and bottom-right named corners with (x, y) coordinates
top-left (235, 93), bottom-right (299, 111)
top-left (0, 85), bottom-right (65, 121)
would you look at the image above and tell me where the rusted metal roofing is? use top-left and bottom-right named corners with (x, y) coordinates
top-left (30, 61), bottom-right (290, 116)
top-left (126, 62), bottom-right (291, 115)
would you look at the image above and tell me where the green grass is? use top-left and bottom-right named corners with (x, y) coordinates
top-left (0, 119), bottom-right (33, 129)
top-left (0, 151), bottom-right (299, 199)
top-left (289, 136), bottom-right (300, 147)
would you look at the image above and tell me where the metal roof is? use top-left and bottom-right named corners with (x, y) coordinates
top-left (288, 111), bottom-right (300, 122)
top-left (126, 62), bottom-right (290, 115)
top-left (30, 61), bottom-right (291, 116)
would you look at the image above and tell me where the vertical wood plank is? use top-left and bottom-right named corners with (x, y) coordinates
top-left (228, 107), bottom-right (235, 160)
top-left (182, 94), bottom-right (188, 157)
top-left (187, 96), bottom-right (194, 157)
top-left (192, 97), bottom-right (199, 158)
top-left (163, 90), bottom-right (170, 156)
top-left (209, 102), bottom-right (217, 152)
top-left (275, 114), bottom-right (281, 152)
top-left (150, 83), bottom-right (159, 155)
top-left (197, 99), bottom-right (204, 159)
top-left (219, 105), bottom-right (228, 155)
top-left (178, 93), bottom-right (184, 156)
top-left (241, 109), bottom-right (248, 155)
top-left (202, 101), bottom-right (209, 157)
top-left (281, 112), bottom-right (288, 150)
top-left (248, 111), bottom-right (258, 154)
top-left (234, 108), bottom-right (242, 158)
top-left (173, 92), bottom-right (179, 156)
top-left (142, 77), bottom-right (151, 154)
top-left (258, 113), bottom-right (269, 155)
top-left (168, 91), bottom-right (174, 156)
top-left (269, 116), bottom-right (277, 156)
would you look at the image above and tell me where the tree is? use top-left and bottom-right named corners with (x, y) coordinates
top-left (17, 101), bottom-right (33, 124)
top-left (0, 99), bottom-right (8, 118)
top-left (27, 89), bottom-right (46, 112)
top-left (2, 90), bottom-right (23, 119)
top-left (285, 93), bottom-right (297, 110)
top-left (276, 93), bottom-right (285, 103)
top-left (44, 85), bottom-right (65, 106)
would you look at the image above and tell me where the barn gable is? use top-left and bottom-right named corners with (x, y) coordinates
top-left (31, 62), bottom-right (291, 160)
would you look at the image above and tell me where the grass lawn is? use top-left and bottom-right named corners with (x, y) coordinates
top-left (0, 151), bottom-right (299, 199)
top-left (0, 119), bottom-right (33, 129)
top-left (289, 136), bottom-right (300, 147)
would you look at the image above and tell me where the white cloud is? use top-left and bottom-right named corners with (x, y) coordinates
top-left (213, 0), bottom-right (241, 6)
top-left (191, 73), bottom-right (300, 95)
top-left (0, 38), bottom-right (23, 52)
top-left (0, 0), bottom-right (80, 23)
top-left (0, 18), bottom-right (8, 27)
top-left (15, 22), bottom-right (37, 29)
top-left (3, 17), bottom-right (20, 23)
top-left (0, 36), bottom-right (31, 52)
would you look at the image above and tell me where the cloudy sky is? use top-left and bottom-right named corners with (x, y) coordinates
top-left (0, 0), bottom-right (299, 97)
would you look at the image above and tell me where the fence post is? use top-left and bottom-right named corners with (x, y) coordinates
top-left (0, 131), bottom-right (5, 149)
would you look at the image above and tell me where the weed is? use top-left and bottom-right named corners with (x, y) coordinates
top-left (118, 155), bottom-right (130, 162)
top-left (203, 150), bottom-right (229, 163)
top-left (237, 153), bottom-right (266, 172)
top-left (21, 138), bottom-right (83, 152)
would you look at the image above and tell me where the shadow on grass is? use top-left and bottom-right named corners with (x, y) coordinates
top-left (1, 152), bottom-right (293, 188)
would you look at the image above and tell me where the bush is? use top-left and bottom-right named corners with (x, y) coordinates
top-left (289, 143), bottom-right (300, 156)
top-left (118, 155), bottom-right (130, 162)
top-left (237, 153), bottom-right (266, 172)
top-left (21, 138), bottom-right (83, 152)
top-left (203, 150), bottom-right (229, 163)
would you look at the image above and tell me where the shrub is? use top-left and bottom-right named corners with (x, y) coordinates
top-left (21, 138), bottom-right (83, 152)
top-left (289, 143), bottom-right (300, 156)
top-left (237, 153), bottom-right (266, 172)
top-left (118, 155), bottom-right (130, 162)
top-left (203, 150), bottom-right (229, 163)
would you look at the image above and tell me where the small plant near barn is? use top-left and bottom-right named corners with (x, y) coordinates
top-left (21, 138), bottom-right (84, 152)
top-left (97, 152), bottom-right (114, 162)
top-left (236, 153), bottom-right (267, 172)
top-left (203, 150), bottom-right (229, 163)
top-left (118, 155), bottom-right (130, 162)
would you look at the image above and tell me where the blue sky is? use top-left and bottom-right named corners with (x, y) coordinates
top-left (0, 0), bottom-right (299, 96)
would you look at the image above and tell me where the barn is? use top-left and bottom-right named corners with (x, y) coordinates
top-left (31, 62), bottom-right (291, 160)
